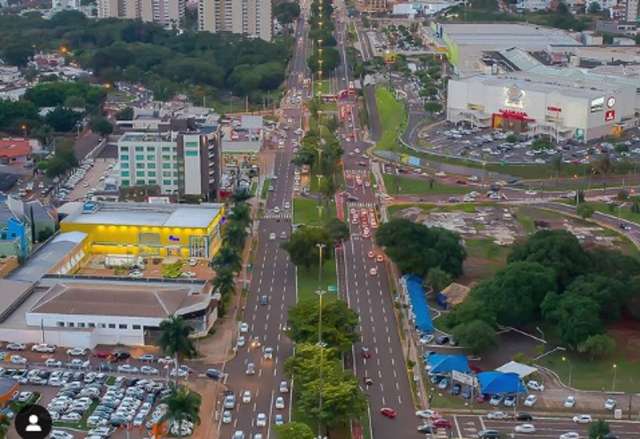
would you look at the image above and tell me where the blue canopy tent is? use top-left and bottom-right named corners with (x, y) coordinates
top-left (403, 275), bottom-right (433, 334)
top-left (477, 371), bottom-right (526, 395)
top-left (425, 354), bottom-right (471, 374)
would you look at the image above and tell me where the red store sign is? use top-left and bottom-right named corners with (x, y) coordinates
top-left (605, 110), bottom-right (616, 121)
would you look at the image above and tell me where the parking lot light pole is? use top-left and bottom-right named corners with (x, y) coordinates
top-left (612, 363), bottom-right (617, 392)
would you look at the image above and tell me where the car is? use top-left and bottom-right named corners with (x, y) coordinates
top-left (61, 413), bottom-right (82, 422)
top-left (604, 398), bottom-right (617, 410)
top-left (451, 384), bottom-right (462, 396)
top-left (419, 334), bottom-right (434, 345)
top-left (437, 378), bottom-right (449, 390)
top-left (31, 343), bottom-right (56, 353)
top-left (503, 395), bottom-right (516, 407)
top-left (523, 394), bottom-right (537, 407)
top-left (572, 415), bottom-right (592, 424)
top-left (222, 410), bottom-right (232, 424)
top-left (527, 380), bottom-right (545, 392)
top-left (241, 390), bottom-right (252, 403)
top-left (417, 424), bottom-right (435, 434)
top-left (10, 355), bottom-right (27, 365)
top-left (564, 396), bottom-right (576, 408)
top-left (117, 364), bottom-right (139, 374)
top-left (379, 407), bottom-right (396, 419)
top-left (486, 411), bottom-right (508, 420)
top-left (263, 347), bottom-right (273, 360)
top-left (516, 413), bottom-right (533, 422)
top-left (559, 433), bottom-right (580, 439)
top-left (369, 267), bottom-right (377, 276)
top-left (280, 231), bottom-right (287, 239)
top-left (259, 295), bottom-right (268, 305)
top-left (239, 322), bottom-right (249, 333)
top-left (279, 380), bottom-right (289, 393)
top-left (274, 396), bottom-right (286, 409)
top-left (245, 363), bottom-right (256, 375)
top-left (50, 431), bottom-right (74, 439)
top-left (140, 365), bottom-right (159, 375)
top-left (206, 368), bottom-right (223, 380)
top-left (237, 336), bottom-right (246, 347)
top-left (376, 254), bottom-right (384, 262)
top-left (432, 418), bottom-right (452, 429)
top-left (66, 347), bottom-right (87, 356)
top-left (415, 409), bottom-right (439, 419)
top-left (138, 353), bottom-right (155, 362)
top-left (256, 412), bottom-right (267, 427)
top-left (45, 358), bottom-right (63, 368)
top-left (113, 351), bottom-right (131, 361)
top-left (6, 343), bottom-right (25, 351)
top-left (232, 431), bottom-right (245, 439)
top-left (224, 395), bottom-right (236, 409)
top-left (477, 430), bottom-right (500, 439)
top-left (273, 207), bottom-right (280, 214)
top-left (514, 424), bottom-right (536, 433)
top-left (489, 394), bottom-right (504, 406)
top-left (269, 232), bottom-right (276, 240)
top-left (435, 335), bottom-right (450, 345)
top-left (284, 202), bottom-right (290, 209)
top-left (274, 414), bottom-right (284, 425)
top-left (367, 250), bottom-right (375, 258)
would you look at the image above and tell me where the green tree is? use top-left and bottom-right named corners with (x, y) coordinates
top-left (212, 268), bottom-right (236, 297)
top-left (543, 293), bottom-right (603, 348)
top-left (228, 202), bottom-right (252, 228)
top-left (273, 2), bottom-right (301, 24)
top-left (164, 386), bottom-right (201, 429)
top-left (423, 101), bottom-right (442, 114)
top-left (90, 116), bottom-right (113, 136)
top-left (224, 222), bottom-right (248, 250)
top-left (2, 42), bottom-right (35, 66)
top-left (631, 199), bottom-right (640, 214)
top-left (565, 274), bottom-right (629, 321)
top-left (274, 422), bottom-right (314, 439)
top-left (577, 203), bottom-right (595, 219)
top-left (0, 414), bottom-right (9, 439)
top-left (426, 267), bottom-right (451, 293)
top-left (509, 229), bottom-right (591, 288)
top-left (281, 226), bottom-right (332, 269)
top-left (589, 419), bottom-right (610, 439)
top-left (116, 107), bottom-right (134, 120)
top-left (288, 299), bottom-right (359, 352)
top-left (376, 219), bottom-right (466, 277)
top-left (578, 334), bottom-right (616, 360)
top-left (587, 1), bottom-right (601, 13)
top-left (324, 217), bottom-right (349, 242)
top-left (45, 107), bottom-right (81, 132)
top-left (64, 95), bottom-right (86, 109)
top-left (452, 320), bottom-right (497, 354)
top-left (531, 136), bottom-right (553, 150)
top-left (211, 245), bottom-right (242, 273)
top-left (158, 316), bottom-right (197, 385)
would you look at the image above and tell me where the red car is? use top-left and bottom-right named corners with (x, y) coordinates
top-left (380, 407), bottom-right (397, 419)
top-left (94, 351), bottom-right (111, 359)
top-left (360, 346), bottom-right (371, 359)
top-left (432, 418), bottom-right (452, 429)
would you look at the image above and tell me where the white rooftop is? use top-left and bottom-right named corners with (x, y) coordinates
top-left (439, 23), bottom-right (580, 47)
top-left (61, 202), bottom-right (223, 229)
top-left (496, 361), bottom-right (538, 378)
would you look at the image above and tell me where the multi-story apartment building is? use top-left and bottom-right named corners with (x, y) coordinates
top-left (624, 0), bottom-right (639, 21)
top-left (97, 0), bottom-right (183, 28)
top-left (117, 130), bottom-right (221, 200)
top-left (198, 0), bottom-right (272, 41)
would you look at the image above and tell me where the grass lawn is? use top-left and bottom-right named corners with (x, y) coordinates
top-left (374, 87), bottom-right (407, 152)
top-left (588, 201), bottom-right (640, 225)
top-left (382, 174), bottom-right (467, 196)
top-left (314, 79), bottom-right (332, 96)
top-left (537, 351), bottom-right (640, 393)
top-left (261, 178), bottom-right (271, 200)
top-left (293, 197), bottom-right (336, 227)
top-left (297, 259), bottom-right (338, 303)
top-left (387, 202), bottom-right (493, 218)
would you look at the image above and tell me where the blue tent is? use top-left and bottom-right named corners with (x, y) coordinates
top-left (477, 371), bottom-right (526, 395)
top-left (425, 354), bottom-right (470, 374)
top-left (404, 275), bottom-right (433, 333)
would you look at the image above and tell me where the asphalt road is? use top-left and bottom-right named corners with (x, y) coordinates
top-left (217, 13), bottom-right (308, 439)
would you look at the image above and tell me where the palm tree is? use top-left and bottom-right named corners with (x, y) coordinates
top-left (164, 386), bottom-right (201, 435)
top-left (158, 316), bottom-right (197, 386)
top-left (0, 414), bottom-right (9, 439)
top-left (228, 202), bottom-right (251, 228)
top-left (212, 268), bottom-right (236, 297)
top-left (211, 245), bottom-right (242, 273)
top-left (224, 222), bottom-right (248, 250)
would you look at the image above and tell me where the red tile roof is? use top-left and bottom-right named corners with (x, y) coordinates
top-left (0, 138), bottom-right (31, 159)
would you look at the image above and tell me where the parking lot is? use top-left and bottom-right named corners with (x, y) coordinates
top-left (418, 124), bottom-right (640, 166)
top-left (0, 343), bottom-right (217, 438)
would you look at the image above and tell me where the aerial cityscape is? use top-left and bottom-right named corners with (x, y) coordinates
top-left (0, 0), bottom-right (639, 436)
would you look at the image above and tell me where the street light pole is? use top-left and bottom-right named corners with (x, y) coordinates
top-left (562, 356), bottom-right (573, 387)
top-left (612, 363), bottom-right (617, 392)
top-left (316, 242), bottom-right (326, 285)
top-left (315, 288), bottom-right (328, 439)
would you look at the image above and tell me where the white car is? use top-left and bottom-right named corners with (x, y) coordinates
top-left (140, 365), bottom-right (159, 375)
top-left (66, 347), bottom-right (87, 356)
top-left (50, 430), bottom-right (74, 439)
top-left (572, 415), bottom-right (592, 424)
top-left (419, 334), bottom-right (434, 345)
top-left (275, 396), bottom-right (285, 409)
top-left (564, 396), bottom-right (576, 408)
top-left (242, 390), bottom-right (252, 403)
top-left (239, 322), bottom-right (249, 333)
top-left (369, 267), bottom-right (378, 276)
top-left (269, 232), bottom-right (276, 240)
top-left (523, 394), bottom-right (537, 407)
top-left (514, 424), bottom-right (536, 433)
top-left (263, 347), bottom-right (273, 360)
top-left (527, 380), bottom-right (545, 392)
top-left (274, 414), bottom-right (284, 425)
top-left (222, 410), bottom-right (232, 424)
top-left (256, 412), bottom-right (267, 427)
top-left (415, 409), bottom-right (439, 419)
top-left (559, 433), bottom-right (580, 439)
top-left (273, 207), bottom-right (280, 214)
top-left (486, 411), bottom-right (508, 420)
top-left (6, 342), bottom-right (26, 351)
top-left (10, 355), bottom-right (27, 365)
top-left (45, 358), bottom-right (63, 368)
top-left (32, 343), bottom-right (57, 353)
top-left (279, 380), bottom-right (289, 393)
top-left (117, 364), bottom-right (139, 374)
top-left (237, 336), bottom-right (246, 347)
top-left (61, 412), bottom-right (82, 422)
top-left (604, 398), bottom-right (616, 410)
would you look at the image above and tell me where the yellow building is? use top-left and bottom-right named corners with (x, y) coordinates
top-left (60, 201), bottom-right (225, 259)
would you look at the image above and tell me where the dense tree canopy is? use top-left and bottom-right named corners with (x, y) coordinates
top-left (273, 2), bottom-right (301, 25)
top-left (281, 226), bottom-right (332, 269)
top-left (375, 219), bottom-right (466, 277)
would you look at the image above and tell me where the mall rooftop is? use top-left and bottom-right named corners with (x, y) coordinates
top-left (60, 201), bottom-right (224, 229)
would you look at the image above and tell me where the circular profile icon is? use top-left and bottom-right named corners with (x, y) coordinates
top-left (14, 404), bottom-right (52, 439)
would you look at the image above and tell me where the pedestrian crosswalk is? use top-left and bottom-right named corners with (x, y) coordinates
top-left (262, 212), bottom-right (292, 220)
top-left (347, 201), bottom-right (375, 209)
